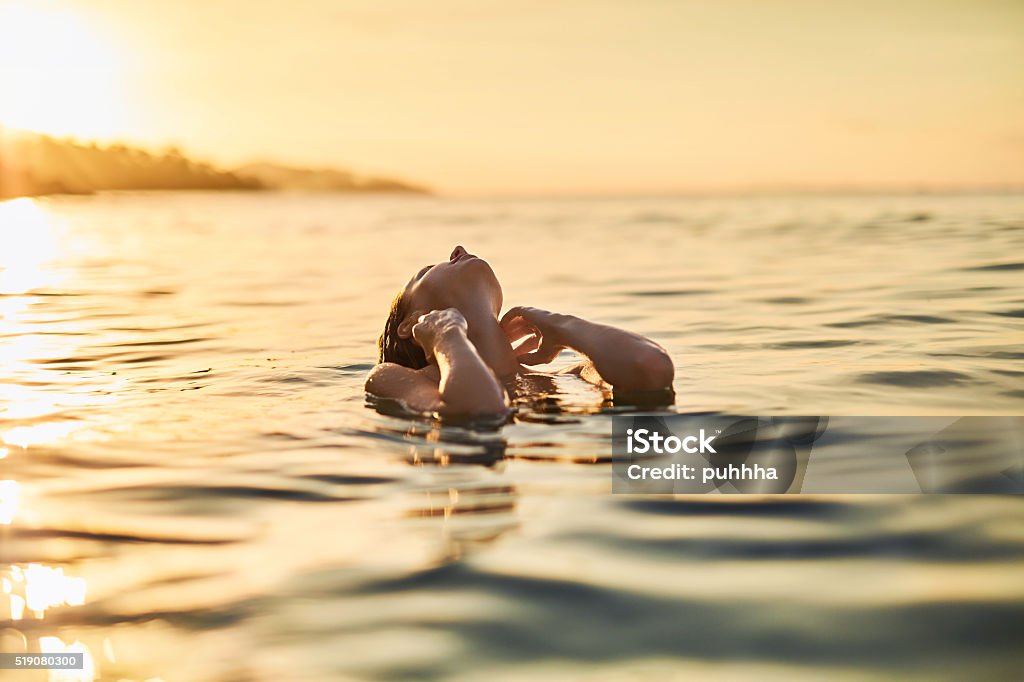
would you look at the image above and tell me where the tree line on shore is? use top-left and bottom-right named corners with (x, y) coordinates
top-left (0, 128), bottom-right (428, 199)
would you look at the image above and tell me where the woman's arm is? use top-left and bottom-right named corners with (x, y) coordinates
top-left (366, 309), bottom-right (508, 417)
top-left (500, 306), bottom-right (674, 393)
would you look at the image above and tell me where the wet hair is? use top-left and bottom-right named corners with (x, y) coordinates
top-left (378, 289), bottom-right (428, 368)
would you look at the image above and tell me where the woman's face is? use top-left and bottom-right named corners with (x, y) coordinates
top-left (403, 245), bottom-right (503, 319)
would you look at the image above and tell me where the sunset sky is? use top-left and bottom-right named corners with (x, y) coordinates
top-left (1, 0), bottom-right (1022, 195)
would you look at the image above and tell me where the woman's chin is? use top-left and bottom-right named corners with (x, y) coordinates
top-left (464, 256), bottom-right (498, 279)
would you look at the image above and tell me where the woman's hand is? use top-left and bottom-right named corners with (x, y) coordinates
top-left (368, 306), bottom-right (508, 417)
top-left (502, 305), bottom-right (675, 393)
top-left (412, 308), bottom-right (468, 361)
top-left (499, 306), bottom-right (568, 365)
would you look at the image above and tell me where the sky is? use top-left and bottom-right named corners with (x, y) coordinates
top-left (1, 0), bottom-right (1022, 195)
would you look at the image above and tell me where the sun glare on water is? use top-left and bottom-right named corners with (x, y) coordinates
top-left (0, 197), bottom-right (63, 294)
top-left (0, 3), bottom-right (125, 138)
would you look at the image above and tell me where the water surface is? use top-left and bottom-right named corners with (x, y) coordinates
top-left (1, 192), bottom-right (1022, 680)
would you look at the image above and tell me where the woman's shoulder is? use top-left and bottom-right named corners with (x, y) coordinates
top-left (365, 362), bottom-right (440, 392)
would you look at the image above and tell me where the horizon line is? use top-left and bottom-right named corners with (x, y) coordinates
top-left (4, 125), bottom-right (1023, 200)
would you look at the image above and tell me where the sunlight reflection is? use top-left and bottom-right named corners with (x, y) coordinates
top-left (0, 563), bottom-right (94, 680)
top-left (0, 479), bottom-right (18, 524)
top-left (40, 636), bottom-right (96, 682)
top-left (24, 565), bottom-right (87, 615)
top-left (0, 382), bottom-right (125, 420)
top-left (2, 564), bottom-right (87, 619)
top-left (0, 198), bottom-right (64, 294)
top-left (0, 384), bottom-right (67, 420)
top-left (0, 335), bottom-right (60, 376)
top-left (0, 198), bottom-right (120, 455)
top-left (3, 422), bottom-right (83, 449)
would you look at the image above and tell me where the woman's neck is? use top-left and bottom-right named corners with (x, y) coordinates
top-left (458, 303), bottom-right (519, 380)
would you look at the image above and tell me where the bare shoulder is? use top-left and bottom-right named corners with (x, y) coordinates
top-left (365, 363), bottom-right (438, 395)
top-left (365, 363), bottom-right (445, 414)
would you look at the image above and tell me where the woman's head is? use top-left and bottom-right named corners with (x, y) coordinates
top-left (377, 246), bottom-right (502, 367)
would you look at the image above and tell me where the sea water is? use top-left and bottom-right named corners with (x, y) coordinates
top-left (0, 191), bottom-right (1022, 680)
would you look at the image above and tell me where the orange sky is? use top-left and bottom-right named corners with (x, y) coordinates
top-left (1, 0), bottom-right (1022, 195)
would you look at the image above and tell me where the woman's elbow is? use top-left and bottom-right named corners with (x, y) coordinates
top-left (437, 384), bottom-right (508, 419)
top-left (437, 395), bottom-right (508, 419)
top-left (625, 347), bottom-right (675, 392)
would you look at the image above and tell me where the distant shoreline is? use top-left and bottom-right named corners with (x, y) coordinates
top-left (8, 186), bottom-right (1024, 204)
top-left (4, 187), bottom-right (437, 201)
top-left (0, 128), bottom-right (430, 200)
top-left (4, 129), bottom-right (1021, 202)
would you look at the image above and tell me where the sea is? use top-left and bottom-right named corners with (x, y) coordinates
top-left (1, 191), bottom-right (1022, 680)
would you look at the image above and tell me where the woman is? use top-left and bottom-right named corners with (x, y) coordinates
top-left (367, 245), bottom-right (675, 418)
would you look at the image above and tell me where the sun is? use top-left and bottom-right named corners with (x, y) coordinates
top-left (0, 3), bottom-right (125, 138)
